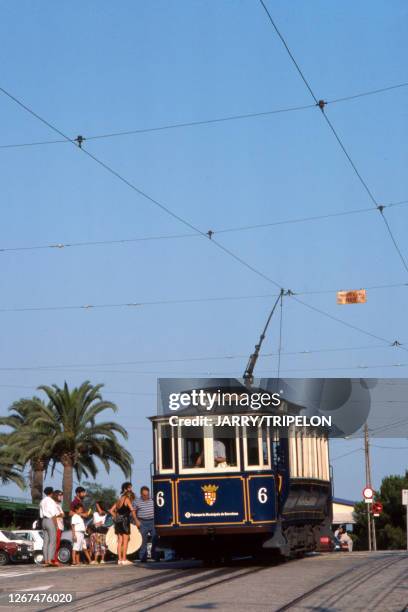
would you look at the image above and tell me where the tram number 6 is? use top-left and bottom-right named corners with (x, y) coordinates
top-left (257, 487), bottom-right (268, 504)
top-left (156, 491), bottom-right (165, 508)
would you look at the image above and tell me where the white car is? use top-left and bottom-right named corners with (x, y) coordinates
top-left (10, 529), bottom-right (44, 564)
top-left (8, 530), bottom-right (43, 564)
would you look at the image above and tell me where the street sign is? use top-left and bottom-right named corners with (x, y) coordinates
top-left (372, 502), bottom-right (383, 517)
top-left (337, 289), bottom-right (367, 305)
top-left (363, 486), bottom-right (374, 500)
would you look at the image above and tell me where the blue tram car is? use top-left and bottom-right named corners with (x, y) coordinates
top-left (151, 388), bottom-right (333, 560)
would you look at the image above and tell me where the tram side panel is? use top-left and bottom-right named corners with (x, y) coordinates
top-left (278, 434), bottom-right (333, 551)
top-left (153, 474), bottom-right (277, 527)
top-left (153, 479), bottom-right (175, 527)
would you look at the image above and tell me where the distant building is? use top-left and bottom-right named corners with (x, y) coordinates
top-left (0, 496), bottom-right (38, 528)
top-left (332, 497), bottom-right (356, 526)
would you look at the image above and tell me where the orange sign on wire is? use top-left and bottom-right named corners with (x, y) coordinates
top-left (337, 289), bottom-right (367, 305)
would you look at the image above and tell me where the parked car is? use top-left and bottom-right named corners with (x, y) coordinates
top-left (334, 537), bottom-right (350, 552)
top-left (11, 530), bottom-right (44, 565)
top-left (58, 529), bottom-right (74, 564)
top-left (0, 540), bottom-right (33, 565)
top-left (318, 535), bottom-right (335, 552)
top-left (318, 534), bottom-right (349, 553)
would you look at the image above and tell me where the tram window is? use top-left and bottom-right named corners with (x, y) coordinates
top-left (212, 426), bottom-right (237, 467)
top-left (246, 427), bottom-right (260, 466)
top-left (296, 432), bottom-right (303, 477)
top-left (160, 425), bottom-right (173, 470)
top-left (244, 425), bottom-right (270, 468)
top-left (271, 430), bottom-right (281, 467)
top-left (261, 424), bottom-right (269, 465)
top-left (181, 426), bottom-right (205, 469)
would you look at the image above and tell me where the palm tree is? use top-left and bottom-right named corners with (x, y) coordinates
top-left (0, 434), bottom-right (26, 490)
top-left (0, 399), bottom-right (48, 502)
top-left (30, 381), bottom-right (132, 506)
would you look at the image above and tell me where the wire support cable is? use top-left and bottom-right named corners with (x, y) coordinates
top-left (1, 85), bottom-right (405, 354)
top-left (1, 80), bottom-right (408, 150)
top-left (258, 0), bottom-right (408, 275)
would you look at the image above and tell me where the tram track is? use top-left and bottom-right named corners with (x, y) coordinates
top-left (38, 552), bottom-right (407, 612)
top-left (43, 563), bottom-right (264, 612)
top-left (274, 553), bottom-right (408, 611)
top-left (131, 565), bottom-right (269, 612)
top-left (71, 556), bottom-right (302, 612)
top-left (39, 567), bottom-right (188, 611)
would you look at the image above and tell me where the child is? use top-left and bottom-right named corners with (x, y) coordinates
top-left (71, 505), bottom-right (92, 565)
top-left (90, 501), bottom-right (108, 565)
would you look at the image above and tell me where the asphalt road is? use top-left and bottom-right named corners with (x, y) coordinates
top-left (0, 551), bottom-right (406, 611)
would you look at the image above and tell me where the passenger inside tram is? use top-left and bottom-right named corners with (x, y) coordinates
top-left (195, 439), bottom-right (227, 467)
top-left (193, 426), bottom-right (237, 468)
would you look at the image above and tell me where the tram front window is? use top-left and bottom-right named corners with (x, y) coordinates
top-left (181, 426), bottom-right (204, 468)
top-left (246, 426), bottom-right (259, 466)
top-left (160, 424), bottom-right (173, 470)
top-left (245, 424), bottom-right (270, 468)
top-left (212, 426), bottom-right (237, 468)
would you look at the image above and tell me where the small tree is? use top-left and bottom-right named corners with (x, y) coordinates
top-left (82, 481), bottom-right (118, 510)
top-left (353, 471), bottom-right (408, 550)
top-left (0, 399), bottom-right (49, 502)
top-left (32, 382), bottom-right (132, 507)
top-left (0, 435), bottom-right (26, 490)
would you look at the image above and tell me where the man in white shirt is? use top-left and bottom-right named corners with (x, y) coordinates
top-left (39, 487), bottom-right (58, 566)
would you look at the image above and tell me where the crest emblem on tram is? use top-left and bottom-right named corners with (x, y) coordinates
top-left (202, 484), bottom-right (219, 506)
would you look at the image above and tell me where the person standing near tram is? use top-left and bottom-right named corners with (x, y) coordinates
top-left (110, 483), bottom-right (139, 565)
top-left (39, 486), bottom-right (59, 567)
top-left (52, 490), bottom-right (64, 565)
top-left (133, 486), bottom-right (159, 563)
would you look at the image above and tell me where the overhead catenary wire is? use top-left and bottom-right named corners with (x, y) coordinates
top-left (0, 383), bottom-right (156, 396)
top-left (330, 448), bottom-right (363, 462)
top-left (0, 342), bottom-right (402, 372)
top-left (0, 86), bottom-right (405, 354)
top-left (1, 80), bottom-right (407, 150)
top-left (1, 362), bottom-right (408, 376)
top-left (2, 199), bottom-right (408, 255)
top-left (0, 102), bottom-right (315, 149)
top-left (0, 85), bottom-right (284, 291)
top-left (369, 416), bottom-right (408, 435)
top-left (370, 444), bottom-right (408, 450)
top-left (291, 295), bottom-right (396, 345)
top-left (258, 0), bottom-right (408, 275)
top-left (0, 280), bottom-right (406, 312)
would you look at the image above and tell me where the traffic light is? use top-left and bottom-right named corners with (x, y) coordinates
top-left (372, 502), bottom-right (383, 517)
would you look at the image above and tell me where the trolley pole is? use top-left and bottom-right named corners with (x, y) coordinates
top-left (364, 424), bottom-right (376, 551)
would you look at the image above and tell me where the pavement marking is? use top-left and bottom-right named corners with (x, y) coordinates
top-left (0, 572), bottom-right (37, 578)
top-left (0, 568), bottom-right (56, 579)
top-left (17, 586), bottom-right (53, 591)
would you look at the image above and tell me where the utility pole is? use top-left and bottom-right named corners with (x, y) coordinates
top-left (364, 423), bottom-right (376, 551)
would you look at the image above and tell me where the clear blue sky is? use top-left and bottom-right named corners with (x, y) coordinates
top-left (0, 0), bottom-right (407, 501)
